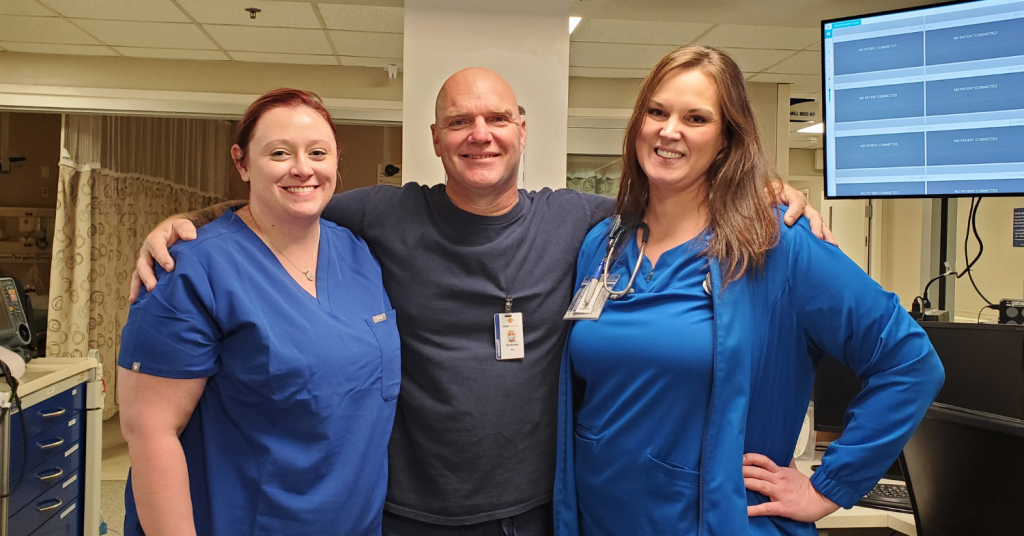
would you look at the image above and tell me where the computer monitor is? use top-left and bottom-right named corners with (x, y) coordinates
top-left (902, 402), bottom-right (1024, 534)
top-left (822, 0), bottom-right (1024, 198)
top-left (919, 321), bottom-right (1024, 419)
top-left (814, 322), bottom-right (1024, 431)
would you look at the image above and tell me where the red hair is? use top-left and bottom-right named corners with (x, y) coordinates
top-left (233, 88), bottom-right (338, 165)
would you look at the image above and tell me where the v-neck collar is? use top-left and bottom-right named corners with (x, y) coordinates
top-left (226, 210), bottom-right (330, 309)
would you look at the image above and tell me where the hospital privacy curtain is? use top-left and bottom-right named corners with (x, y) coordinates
top-left (48, 114), bottom-right (230, 419)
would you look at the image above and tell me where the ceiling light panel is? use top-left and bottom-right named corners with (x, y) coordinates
top-left (697, 24), bottom-right (820, 51)
top-left (115, 47), bottom-right (229, 60)
top-left (0, 42), bottom-right (116, 55)
top-left (328, 31), bottom-right (402, 58)
top-left (205, 26), bottom-right (332, 55)
top-left (39, 0), bottom-right (189, 22)
top-left (74, 20), bottom-right (218, 49)
top-left (229, 51), bottom-right (337, 65)
top-left (318, 4), bottom-right (403, 33)
top-left (0, 16), bottom-right (100, 44)
top-left (0, 0), bottom-right (54, 16)
top-left (176, 0), bottom-right (320, 29)
top-left (571, 19), bottom-right (711, 46)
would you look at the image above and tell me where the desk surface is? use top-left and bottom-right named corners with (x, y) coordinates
top-left (796, 453), bottom-right (916, 536)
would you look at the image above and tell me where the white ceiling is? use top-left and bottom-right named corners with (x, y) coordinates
top-left (0, 0), bottom-right (939, 149)
top-left (0, 0), bottom-right (406, 68)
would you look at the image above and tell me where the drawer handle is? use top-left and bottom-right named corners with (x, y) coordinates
top-left (39, 408), bottom-right (67, 418)
top-left (36, 498), bottom-right (63, 512)
top-left (37, 468), bottom-right (65, 481)
top-left (38, 438), bottom-right (66, 449)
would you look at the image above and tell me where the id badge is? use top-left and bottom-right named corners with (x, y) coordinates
top-left (494, 312), bottom-right (525, 360)
top-left (564, 275), bottom-right (620, 321)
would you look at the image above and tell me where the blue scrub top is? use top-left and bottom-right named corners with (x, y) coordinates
top-left (567, 231), bottom-right (713, 535)
top-left (118, 210), bottom-right (400, 536)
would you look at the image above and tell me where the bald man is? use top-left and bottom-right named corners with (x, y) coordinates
top-left (134, 68), bottom-right (824, 535)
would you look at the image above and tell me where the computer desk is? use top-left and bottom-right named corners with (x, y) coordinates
top-left (795, 452), bottom-right (916, 536)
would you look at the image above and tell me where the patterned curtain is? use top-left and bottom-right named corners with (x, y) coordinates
top-left (48, 115), bottom-right (230, 419)
top-left (566, 155), bottom-right (622, 198)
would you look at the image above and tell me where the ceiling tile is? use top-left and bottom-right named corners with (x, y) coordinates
top-left (115, 47), bottom-right (228, 60)
top-left (698, 25), bottom-right (820, 51)
top-left (340, 56), bottom-right (398, 68)
top-left (206, 25), bottom-right (331, 54)
top-left (719, 48), bottom-right (795, 72)
top-left (328, 31), bottom-right (401, 58)
top-left (569, 66), bottom-right (651, 79)
top-left (318, 4), bottom-right (403, 33)
top-left (0, 41), bottom-right (116, 55)
top-left (39, 0), bottom-right (189, 22)
top-left (747, 73), bottom-right (821, 93)
top-left (0, 16), bottom-right (99, 44)
top-left (572, 19), bottom-right (711, 46)
top-left (0, 0), bottom-right (54, 16)
top-left (229, 51), bottom-right (337, 65)
top-left (74, 19), bottom-right (217, 49)
top-left (176, 0), bottom-right (320, 28)
top-left (571, 42), bottom-right (678, 70)
top-left (765, 50), bottom-right (820, 75)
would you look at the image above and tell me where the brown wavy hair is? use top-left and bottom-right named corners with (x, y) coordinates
top-left (615, 45), bottom-right (779, 287)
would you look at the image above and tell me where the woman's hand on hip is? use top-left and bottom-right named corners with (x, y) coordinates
top-left (743, 453), bottom-right (839, 522)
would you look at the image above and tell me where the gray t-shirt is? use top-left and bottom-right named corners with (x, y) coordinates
top-left (322, 184), bottom-right (613, 525)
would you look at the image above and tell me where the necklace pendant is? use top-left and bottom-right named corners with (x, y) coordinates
top-left (305, 271), bottom-right (314, 281)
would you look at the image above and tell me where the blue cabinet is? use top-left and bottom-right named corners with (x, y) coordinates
top-left (2, 358), bottom-right (101, 536)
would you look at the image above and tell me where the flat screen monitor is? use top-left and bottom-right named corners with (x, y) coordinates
top-left (814, 322), bottom-right (1024, 431)
top-left (902, 403), bottom-right (1024, 534)
top-left (822, 0), bottom-right (1024, 198)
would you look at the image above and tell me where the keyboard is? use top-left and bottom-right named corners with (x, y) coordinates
top-left (857, 483), bottom-right (913, 514)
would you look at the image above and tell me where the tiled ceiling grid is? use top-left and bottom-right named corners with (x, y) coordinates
top-left (0, 0), bottom-right (826, 148)
top-left (0, 0), bottom-right (405, 68)
top-left (1, 0), bottom-right (823, 95)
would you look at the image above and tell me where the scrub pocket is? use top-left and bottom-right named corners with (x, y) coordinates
top-left (641, 454), bottom-right (700, 535)
top-left (366, 310), bottom-right (401, 401)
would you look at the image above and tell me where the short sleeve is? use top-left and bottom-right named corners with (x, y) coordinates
top-left (580, 193), bottom-right (616, 228)
top-left (118, 247), bottom-right (221, 379)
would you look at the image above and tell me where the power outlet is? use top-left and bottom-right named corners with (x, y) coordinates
top-left (41, 186), bottom-right (50, 197)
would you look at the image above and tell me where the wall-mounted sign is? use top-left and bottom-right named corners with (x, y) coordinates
top-left (790, 98), bottom-right (819, 123)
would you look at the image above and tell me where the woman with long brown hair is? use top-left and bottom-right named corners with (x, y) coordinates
top-left (554, 46), bottom-right (944, 535)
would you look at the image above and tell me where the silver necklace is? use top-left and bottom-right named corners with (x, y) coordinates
top-left (249, 210), bottom-right (320, 281)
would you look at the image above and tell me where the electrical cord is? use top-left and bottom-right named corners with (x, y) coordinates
top-left (956, 197), bottom-right (993, 305)
top-left (0, 359), bottom-right (29, 499)
top-left (977, 304), bottom-right (999, 324)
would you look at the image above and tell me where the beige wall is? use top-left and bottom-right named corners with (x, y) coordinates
top-left (953, 196), bottom-right (1024, 322)
top-left (0, 52), bottom-right (402, 102)
top-left (0, 112), bottom-right (61, 289)
top-left (1, 112), bottom-right (61, 208)
top-left (337, 124), bottom-right (403, 192)
top-left (568, 77), bottom-right (642, 110)
top-left (877, 199), bottom-right (923, 310)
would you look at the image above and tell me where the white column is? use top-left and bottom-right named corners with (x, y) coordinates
top-left (402, 0), bottom-right (570, 191)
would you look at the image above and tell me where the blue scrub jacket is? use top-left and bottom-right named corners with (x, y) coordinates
top-left (554, 214), bottom-right (945, 536)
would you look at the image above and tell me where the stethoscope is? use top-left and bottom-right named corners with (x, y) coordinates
top-left (597, 215), bottom-right (650, 300)
top-left (595, 215), bottom-right (714, 300)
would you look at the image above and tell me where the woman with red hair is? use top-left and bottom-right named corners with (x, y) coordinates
top-left (118, 89), bottom-right (399, 536)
